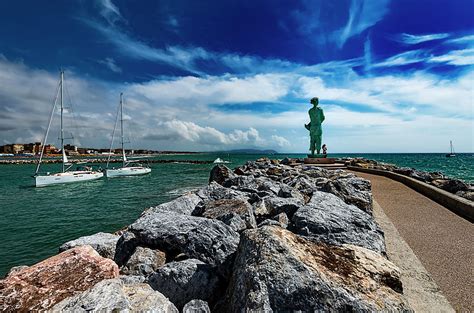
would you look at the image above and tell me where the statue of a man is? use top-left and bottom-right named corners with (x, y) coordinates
top-left (304, 97), bottom-right (325, 156)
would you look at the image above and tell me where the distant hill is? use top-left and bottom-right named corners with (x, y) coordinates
top-left (217, 149), bottom-right (278, 154)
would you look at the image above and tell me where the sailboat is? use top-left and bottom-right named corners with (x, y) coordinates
top-left (105, 93), bottom-right (151, 178)
top-left (34, 71), bottom-right (104, 187)
top-left (446, 140), bottom-right (456, 157)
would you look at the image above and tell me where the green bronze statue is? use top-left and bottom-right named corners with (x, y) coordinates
top-left (304, 97), bottom-right (325, 156)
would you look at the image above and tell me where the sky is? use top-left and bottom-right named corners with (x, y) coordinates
top-left (0, 0), bottom-right (473, 153)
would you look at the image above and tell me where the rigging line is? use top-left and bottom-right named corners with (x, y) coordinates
top-left (106, 97), bottom-right (121, 168)
top-left (35, 80), bottom-right (61, 175)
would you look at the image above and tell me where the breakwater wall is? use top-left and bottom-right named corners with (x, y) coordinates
top-left (0, 158), bottom-right (213, 165)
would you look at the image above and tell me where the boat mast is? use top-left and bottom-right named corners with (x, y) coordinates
top-left (120, 92), bottom-right (125, 168)
top-left (60, 70), bottom-right (65, 172)
top-left (450, 140), bottom-right (453, 154)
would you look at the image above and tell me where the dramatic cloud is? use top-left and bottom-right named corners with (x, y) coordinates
top-left (373, 50), bottom-right (428, 67)
top-left (334, 0), bottom-right (390, 48)
top-left (397, 33), bottom-right (450, 45)
top-left (129, 74), bottom-right (291, 106)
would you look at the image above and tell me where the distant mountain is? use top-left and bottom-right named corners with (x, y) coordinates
top-left (217, 149), bottom-right (278, 154)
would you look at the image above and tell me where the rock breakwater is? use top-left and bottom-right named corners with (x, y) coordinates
top-left (345, 157), bottom-right (474, 202)
top-left (0, 158), bottom-right (412, 311)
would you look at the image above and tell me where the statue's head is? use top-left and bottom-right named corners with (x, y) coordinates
top-left (310, 97), bottom-right (319, 106)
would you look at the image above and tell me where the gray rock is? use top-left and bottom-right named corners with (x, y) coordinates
top-left (432, 179), bottom-right (469, 193)
top-left (196, 182), bottom-right (248, 201)
top-left (456, 190), bottom-right (474, 201)
top-left (197, 198), bottom-right (256, 232)
top-left (59, 232), bottom-right (119, 259)
top-left (209, 165), bottom-right (235, 185)
top-left (124, 283), bottom-right (178, 312)
top-left (51, 279), bottom-right (129, 312)
top-left (322, 176), bottom-right (373, 214)
top-left (52, 279), bottom-right (178, 312)
top-left (129, 210), bottom-right (239, 275)
top-left (259, 196), bottom-right (303, 218)
top-left (183, 299), bottom-right (211, 313)
top-left (149, 259), bottom-right (221, 310)
top-left (119, 275), bottom-right (146, 284)
top-left (278, 185), bottom-right (306, 203)
top-left (114, 231), bottom-right (139, 267)
top-left (223, 226), bottom-right (410, 312)
top-left (143, 193), bottom-right (202, 216)
top-left (258, 212), bottom-right (289, 229)
top-left (121, 246), bottom-right (166, 276)
top-left (291, 191), bottom-right (386, 254)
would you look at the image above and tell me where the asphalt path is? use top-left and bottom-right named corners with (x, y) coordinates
top-left (351, 171), bottom-right (473, 312)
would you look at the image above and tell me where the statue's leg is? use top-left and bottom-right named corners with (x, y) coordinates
top-left (310, 139), bottom-right (315, 156)
top-left (316, 134), bottom-right (322, 155)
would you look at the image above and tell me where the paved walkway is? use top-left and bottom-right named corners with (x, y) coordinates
top-left (350, 171), bottom-right (473, 312)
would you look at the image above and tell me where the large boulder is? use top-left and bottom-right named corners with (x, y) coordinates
top-left (291, 191), bottom-right (386, 254)
top-left (0, 246), bottom-right (119, 311)
top-left (223, 226), bottom-right (410, 312)
top-left (121, 246), bottom-right (166, 276)
top-left (143, 193), bottom-right (202, 216)
top-left (51, 279), bottom-right (177, 312)
top-left (209, 165), bottom-right (235, 185)
top-left (59, 232), bottom-right (119, 259)
top-left (129, 210), bottom-right (240, 275)
top-left (196, 198), bottom-right (256, 232)
top-left (254, 196), bottom-right (303, 219)
top-left (432, 179), bottom-right (470, 193)
top-left (196, 182), bottom-right (248, 201)
top-left (149, 259), bottom-right (221, 310)
top-left (322, 176), bottom-right (373, 214)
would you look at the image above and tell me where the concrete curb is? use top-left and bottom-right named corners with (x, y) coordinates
top-left (347, 166), bottom-right (473, 223)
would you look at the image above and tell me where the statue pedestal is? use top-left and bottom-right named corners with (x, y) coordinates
top-left (304, 157), bottom-right (336, 164)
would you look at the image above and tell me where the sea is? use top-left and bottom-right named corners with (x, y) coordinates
top-left (0, 152), bottom-right (472, 277)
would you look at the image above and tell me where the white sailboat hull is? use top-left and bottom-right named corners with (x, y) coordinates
top-left (35, 171), bottom-right (104, 187)
top-left (105, 166), bottom-right (151, 178)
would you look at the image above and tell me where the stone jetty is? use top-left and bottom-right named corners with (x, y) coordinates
top-left (0, 158), bottom-right (413, 311)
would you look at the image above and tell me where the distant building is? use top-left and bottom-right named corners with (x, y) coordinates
top-left (23, 142), bottom-right (42, 154)
top-left (1, 144), bottom-right (24, 154)
top-left (64, 144), bottom-right (77, 152)
top-left (44, 144), bottom-right (57, 154)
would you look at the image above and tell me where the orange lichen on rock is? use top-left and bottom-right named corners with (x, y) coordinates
top-left (0, 245), bottom-right (119, 312)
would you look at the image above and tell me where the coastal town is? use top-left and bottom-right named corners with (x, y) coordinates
top-left (0, 142), bottom-right (190, 157)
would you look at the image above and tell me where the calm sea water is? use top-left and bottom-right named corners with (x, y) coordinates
top-left (0, 153), bottom-right (472, 276)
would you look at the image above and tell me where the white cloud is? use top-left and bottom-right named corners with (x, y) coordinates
top-left (129, 74), bottom-right (291, 106)
top-left (271, 135), bottom-right (290, 147)
top-left (98, 57), bottom-right (122, 73)
top-left (373, 50), bottom-right (427, 67)
top-left (428, 48), bottom-right (474, 66)
top-left (97, 0), bottom-right (123, 26)
top-left (445, 34), bottom-right (474, 45)
top-left (334, 0), bottom-right (390, 48)
top-left (397, 33), bottom-right (450, 45)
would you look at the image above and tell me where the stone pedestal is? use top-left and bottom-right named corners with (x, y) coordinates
top-left (304, 157), bottom-right (336, 164)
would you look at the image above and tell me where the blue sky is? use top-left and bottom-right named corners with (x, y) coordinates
top-left (0, 0), bottom-right (472, 152)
